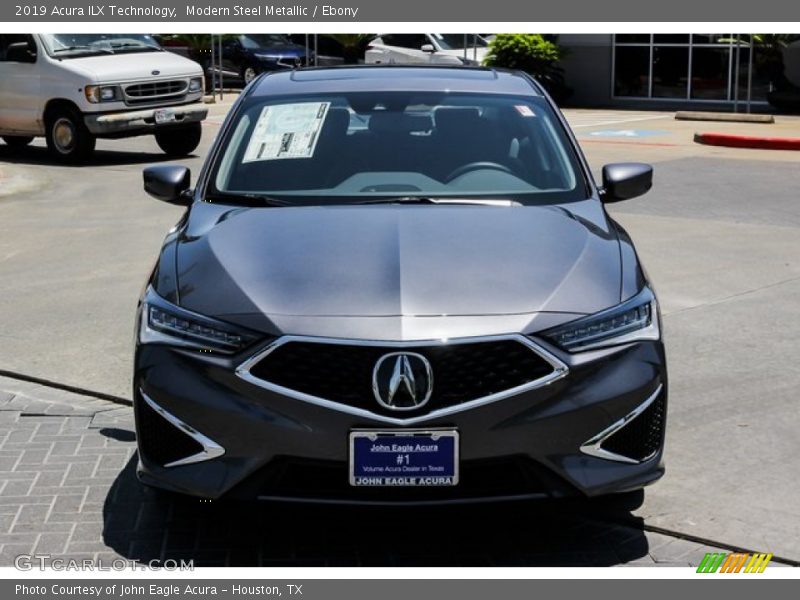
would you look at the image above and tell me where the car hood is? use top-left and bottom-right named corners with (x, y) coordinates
top-left (175, 203), bottom-right (622, 333)
top-left (56, 50), bottom-right (202, 83)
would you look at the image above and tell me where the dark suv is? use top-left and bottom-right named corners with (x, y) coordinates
top-left (212, 34), bottom-right (309, 85)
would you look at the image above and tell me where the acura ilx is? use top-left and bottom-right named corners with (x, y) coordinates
top-left (134, 66), bottom-right (667, 503)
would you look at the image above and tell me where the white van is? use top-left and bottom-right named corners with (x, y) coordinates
top-left (0, 33), bottom-right (208, 163)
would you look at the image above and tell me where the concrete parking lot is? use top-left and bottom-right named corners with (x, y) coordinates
top-left (1, 104), bottom-right (799, 566)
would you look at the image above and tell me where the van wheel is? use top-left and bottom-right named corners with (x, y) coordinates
top-left (2, 136), bottom-right (34, 148)
top-left (155, 123), bottom-right (202, 156)
top-left (45, 107), bottom-right (95, 163)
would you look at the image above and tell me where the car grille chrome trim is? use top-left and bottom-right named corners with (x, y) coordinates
top-left (579, 383), bottom-right (664, 464)
top-left (235, 334), bottom-right (569, 426)
top-left (123, 80), bottom-right (189, 106)
top-left (139, 391), bottom-right (225, 467)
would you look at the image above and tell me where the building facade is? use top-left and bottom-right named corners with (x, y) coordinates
top-left (560, 34), bottom-right (800, 109)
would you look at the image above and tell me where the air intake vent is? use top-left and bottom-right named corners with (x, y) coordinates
top-left (134, 394), bottom-right (204, 467)
top-left (601, 392), bottom-right (666, 462)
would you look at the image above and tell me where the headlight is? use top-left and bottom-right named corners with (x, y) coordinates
top-left (256, 54), bottom-right (279, 62)
top-left (84, 85), bottom-right (121, 103)
top-left (540, 287), bottom-right (660, 352)
top-left (139, 288), bottom-right (260, 354)
top-left (188, 77), bottom-right (203, 93)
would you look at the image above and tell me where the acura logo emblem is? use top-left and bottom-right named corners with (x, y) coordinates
top-left (372, 352), bottom-right (433, 411)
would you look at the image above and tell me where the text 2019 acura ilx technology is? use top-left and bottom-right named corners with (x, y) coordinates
top-left (134, 66), bottom-right (667, 503)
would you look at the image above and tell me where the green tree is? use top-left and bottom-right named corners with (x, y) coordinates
top-left (483, 34), bottom-right (571, 101)
top-left (324, 34), bottom-right (373, 64)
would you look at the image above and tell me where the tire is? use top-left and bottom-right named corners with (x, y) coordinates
top-left (154, 122), bottom-right (202, 156)
top-left (44, 107), bottom-right (95, 163)
top-left (2, 135), bottom-right (34, 148)
top-left (241, 65), bottom-right (258, 85)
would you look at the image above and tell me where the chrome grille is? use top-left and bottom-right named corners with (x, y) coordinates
top-left (124, 80), bottom-right (188, 105)
top-left (237, 335), bottom-right (568, 423)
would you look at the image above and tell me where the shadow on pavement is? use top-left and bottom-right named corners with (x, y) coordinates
top-left (103, 455), bottom-right (649, 566)
top-left (0, 144), bottom-right (189, 168)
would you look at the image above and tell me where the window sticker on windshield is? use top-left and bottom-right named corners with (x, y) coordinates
top-left (242, 102), bottom-right (330, 162)
top-left (515, 105), bottom-right (536, 117)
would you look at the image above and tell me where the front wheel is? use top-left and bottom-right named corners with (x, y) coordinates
top-left (241, 66), bottom-right (258, 85)
top-left (2, 135), bottom-right (34, 148)
top-left (154, 123), bottom-right (202, 156)
top-left (44, 108), bottom-right (96, 163)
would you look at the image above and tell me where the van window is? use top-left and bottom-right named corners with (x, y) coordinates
top-left (0, 34), bottom-right (37, 62)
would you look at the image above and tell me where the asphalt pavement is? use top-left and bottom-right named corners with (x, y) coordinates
top-left (1, 104), bottom-right (799, 565)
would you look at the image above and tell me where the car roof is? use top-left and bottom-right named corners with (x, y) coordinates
top-left (249, 65), bottom-right (542, 97)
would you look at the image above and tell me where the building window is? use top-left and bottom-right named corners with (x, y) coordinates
top-left (613, 34), bottom-right (768, 103)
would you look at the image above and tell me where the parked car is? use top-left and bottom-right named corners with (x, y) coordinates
top-left (135, 65), bottom-right (666, 504)
top-left (0, 33), bottom-right (207, 162)
top-left (365, 34), bottom-right (489, 66)
top-left (208, 34), bottom-right (310, 85)
top-left (287, 34), bottom-right (372, 66)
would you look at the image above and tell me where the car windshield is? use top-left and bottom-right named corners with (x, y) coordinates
top-left (210, 91), bottom-right (586, 206)
top-left (40, 34), bottom-right (161, 57)
top-left (433, 34), bottom-right (488, 50)
top-left (240, 34), bottom-right (293, 49)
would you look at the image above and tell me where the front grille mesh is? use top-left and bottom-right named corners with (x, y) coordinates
top-left (135, 395), bottom-right (203, 467)
top-left (124, 80), bottom-right (187, 105)
top-left (247, 339), bottom-right (556, 416)
top-left (602, 392), bottom-right (666, 462)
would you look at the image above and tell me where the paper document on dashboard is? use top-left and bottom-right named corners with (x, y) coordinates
top-left (243, 102), bottom-right (331, 162)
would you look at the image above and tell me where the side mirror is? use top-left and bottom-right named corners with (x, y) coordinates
top-left (6, 41), bottom-right (36, 63)
top-left (420, 44), bottom-right (436, 54)
top-left (601, 163), bottom-right (653, 203)
top-left (143, 165), bottom-right (192, 206)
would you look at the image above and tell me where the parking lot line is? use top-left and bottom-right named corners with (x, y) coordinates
top-left (565, 113), bottom-right (673, 129)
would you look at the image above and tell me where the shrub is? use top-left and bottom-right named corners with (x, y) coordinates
top-left (483, 34), bottom-right (571, 102)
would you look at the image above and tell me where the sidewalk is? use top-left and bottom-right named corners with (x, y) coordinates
top-left (0, 375), bottom-right (748, 567)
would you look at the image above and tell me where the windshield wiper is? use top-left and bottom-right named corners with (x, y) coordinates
top-left (355, 196), bottom-right (439, 205)
top-left (355, 196), bottom-right (521, 207)
top-left (110, 42), bottom-right (160, 52)
top-left (206, 192), bottom-right (294, 207)
top-left (53, 45), bottom-right (113, 55)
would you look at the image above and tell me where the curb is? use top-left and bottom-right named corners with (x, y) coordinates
top-left (676, 111), bottom-right (774, 124)
top-left (694, 132), bottom-right (800, 151)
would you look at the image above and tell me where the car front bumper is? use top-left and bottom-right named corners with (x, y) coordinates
top-left (133, 332), bottom-right (667, 504)
top-left (84, 102), bottom-right (208, 137)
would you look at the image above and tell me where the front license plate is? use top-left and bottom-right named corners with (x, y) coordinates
top-left (154, 108), bottom-right (176, 124)
top-left (349, 430), bottom-right (459, 487)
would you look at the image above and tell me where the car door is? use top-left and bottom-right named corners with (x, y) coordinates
top-left (220, 37), bottom-right (245, 78)
top-left (0, 34), bottom-right (42, 135)
top-left (388, 34), bottom-right (430, 64)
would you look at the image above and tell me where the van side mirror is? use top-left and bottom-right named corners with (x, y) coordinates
top-left (143, 165), bottom-right (192, 206)
top-left (421, 44), bottom-right (436, 53)
top-left (600, 163), bottom-right (653, 203)
top-left (6, 41), bottom-right (36, 63)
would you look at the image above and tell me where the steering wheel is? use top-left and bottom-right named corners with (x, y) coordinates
top-left (445, 161), bottom-right (513, 183)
